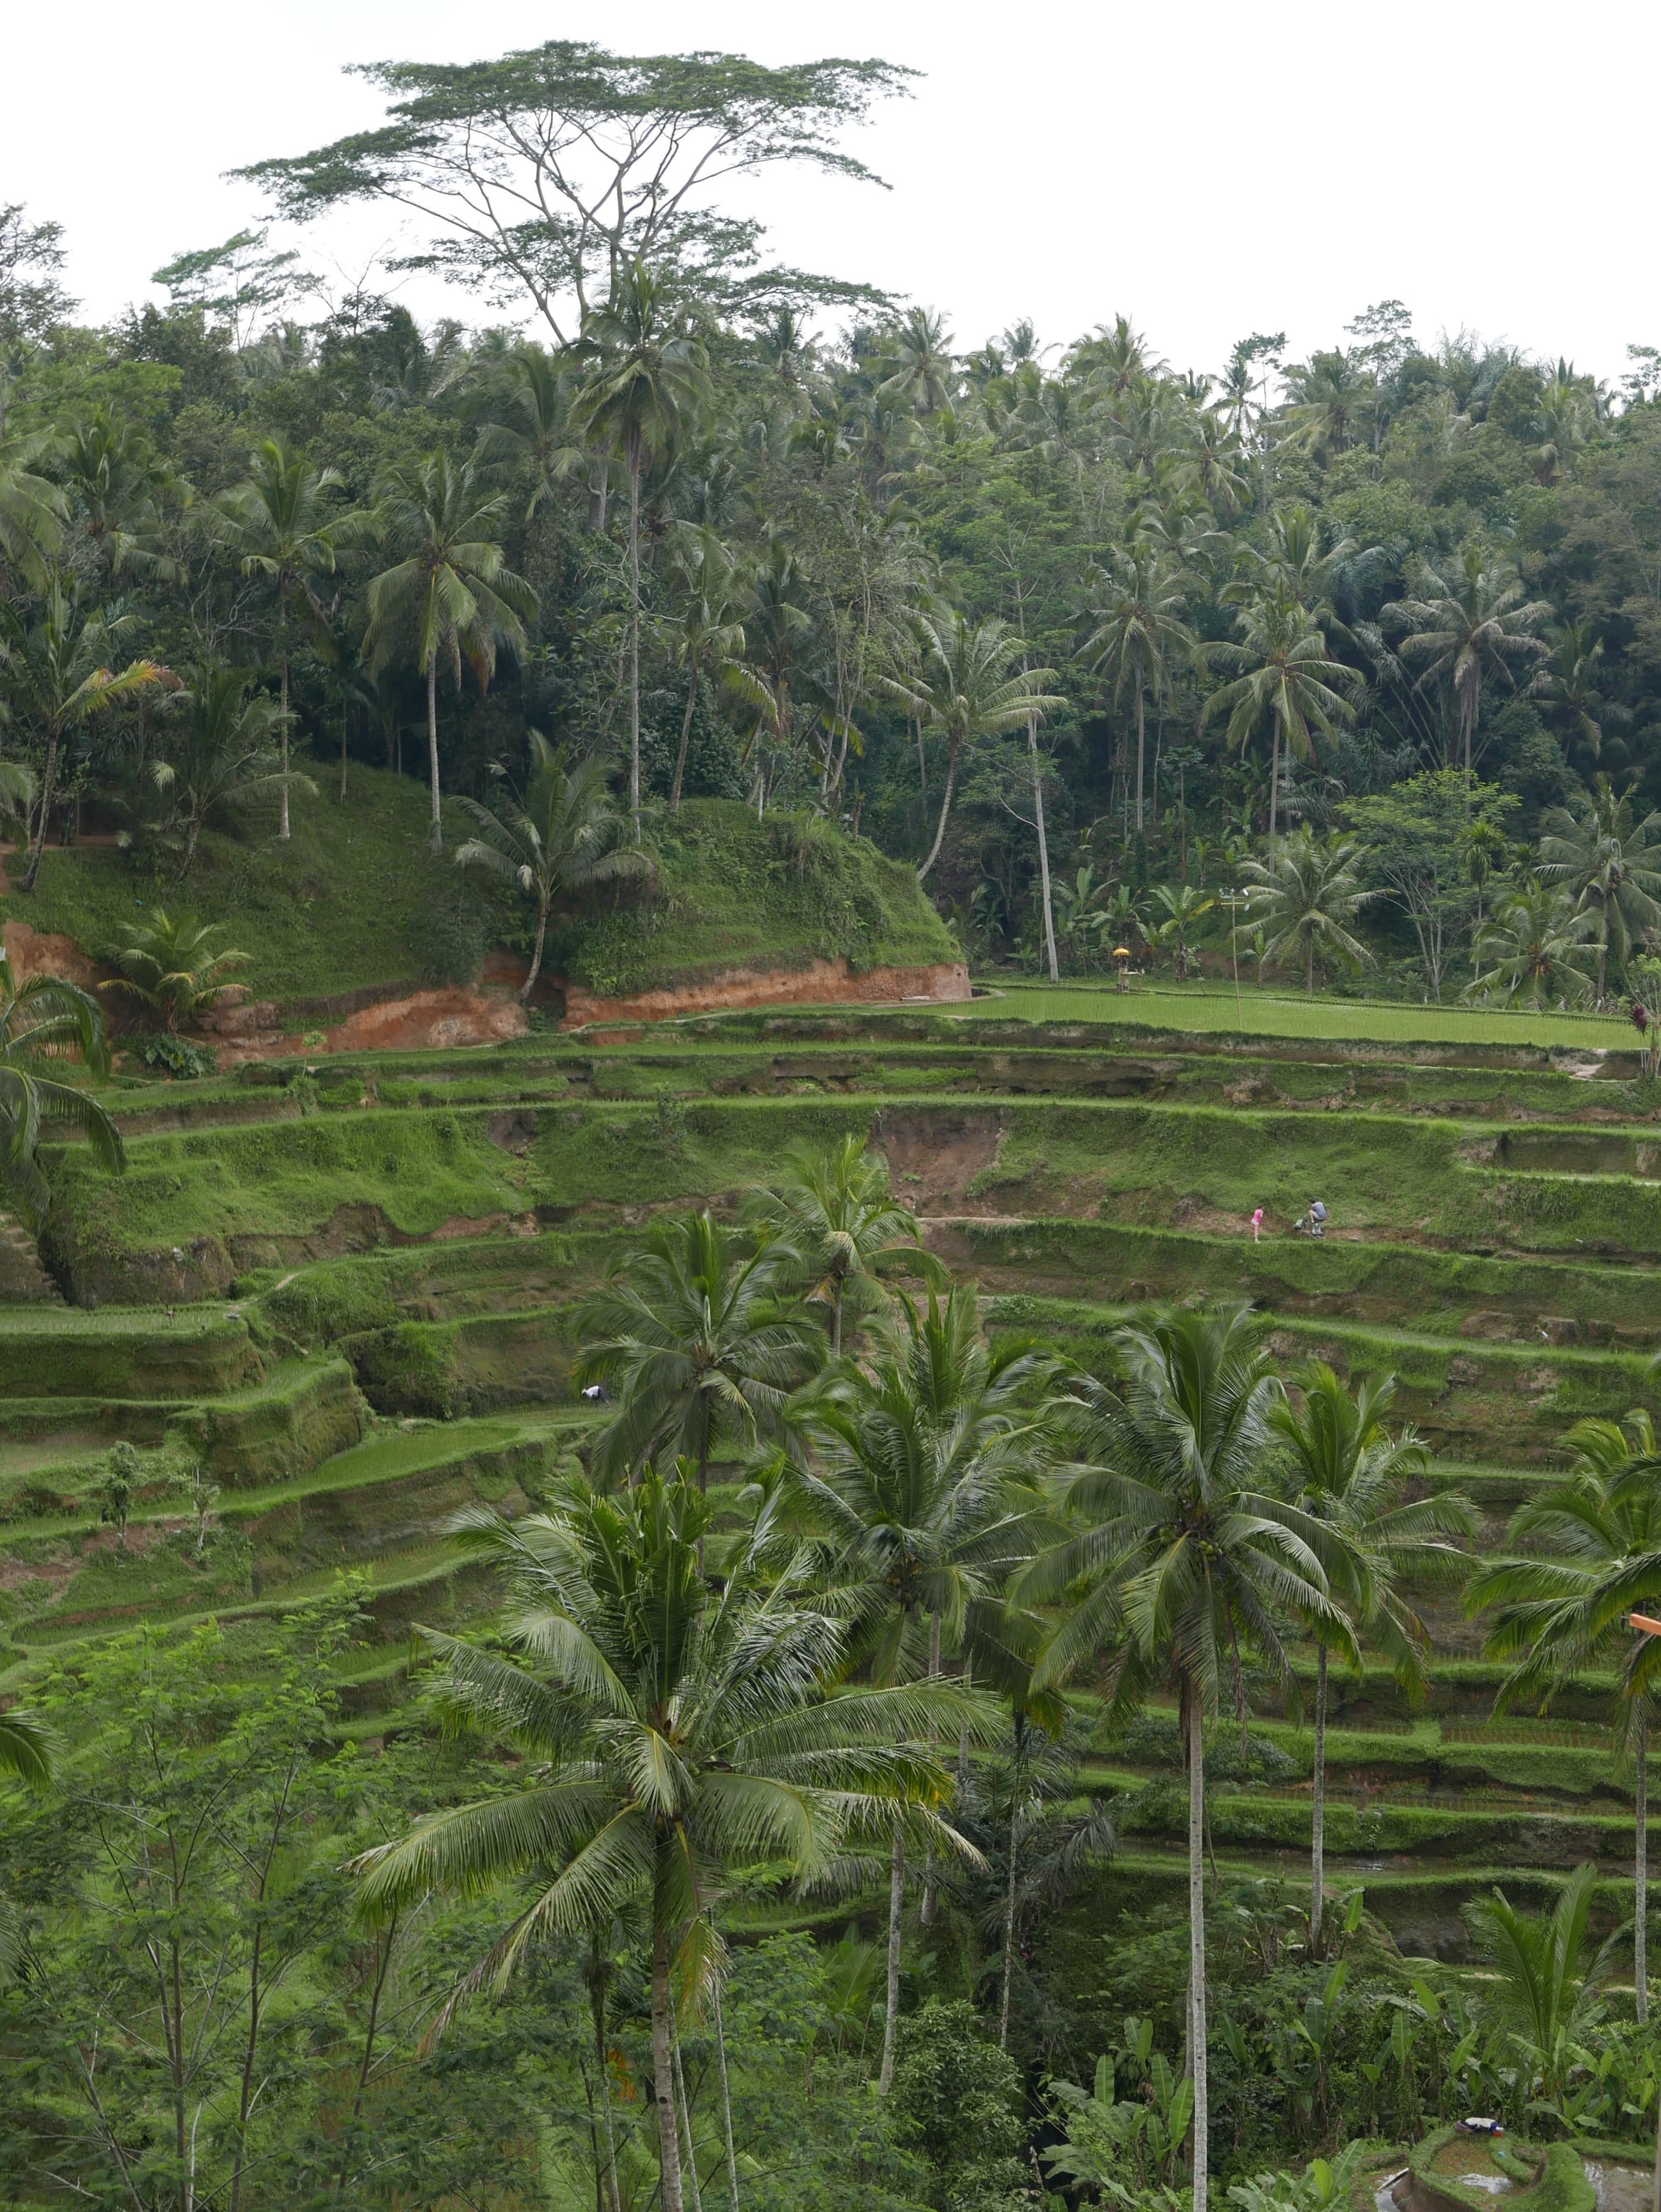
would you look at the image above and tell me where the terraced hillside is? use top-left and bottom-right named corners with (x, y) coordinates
top-left (8, 995), bottom-right (1661, 1959)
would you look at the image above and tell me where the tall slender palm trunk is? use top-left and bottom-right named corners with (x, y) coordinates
top-left (1184, 1683), bottom-right (1208, 2212)
top-left (670, 668), bottom-right (698, 813)
top-left (277, 600), bottom-right (292, 841)
top-left (1029, 710), bottom-right (1058, 980)
top-left (1310, 1645), bottom-right (1328, 1950)
top-left (878, 1822), bottom-right (904, 2092)
top-left (917, 738), bottom-right (959, 882)
top-left (19, 720), bottom-right (61, 892)
top-left (522, 903), bottom-right (550, 1002)
top-left (424, 657), bottom-right (443, 853)
top-left (1268, 723), bottom-right (1281, 842)
top-left (711, 1975), bottom-right (742, 2212)
top-left (920, 1611), bottom-right (941, 1923)
top-left (1134, 671), bottom-right (1147, 835)
top-left (651, 1921), bottom-right (686, 2212)
top-left (1638, 1709), bottom-right (1649, 2027)
top-left (628, 452), bottom-right (642, 836)
top-left (673, 2039), bottom-right (704, 2212)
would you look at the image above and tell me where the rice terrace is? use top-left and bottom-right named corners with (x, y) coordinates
top-left (11, 19), bottom-right (1661, 2212)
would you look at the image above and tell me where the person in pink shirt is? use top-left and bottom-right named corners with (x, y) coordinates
top-left (1250, 1206), bottom-right (1264, 1243)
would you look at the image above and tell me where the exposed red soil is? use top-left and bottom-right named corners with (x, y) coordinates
top-left (560, 959), bottom-right (972, 1026)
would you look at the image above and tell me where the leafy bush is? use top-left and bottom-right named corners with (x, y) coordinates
top-left (130, 1030), bottom-right (216, 1079)
top-left (888, 1999), bottom-right (1028, 2212)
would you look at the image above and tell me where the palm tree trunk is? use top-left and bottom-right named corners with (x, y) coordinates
top-left (339, 699), bottom-right (349, 804)
top-left (674, 2038), bottom-right (704, 2212)
top-left (830, 1282), bottom-right (843, 1358)
top-left (587, 1943), bottom-right (624, 2212)
top-left (920, 1610), bottom-right (941, 1924)
top-left (914, 714), bottom-right (927, 797)
top-left (1029, 710), bottom-right (1058, 981)
top-left (1269, 723), bottom-right (1281, 843)
top-left (278, 605), bottom-right (292, 842)
top-left (336, 1910), bottom-right (399, 2198)
top-left (916, 738), bottom-right (959, 883)
top-left (628, 456), bottom-right (642, 836)
top-left (878, 1822), bottom-right (904, 2092)
top-left (19, 722), bottom-right (60, 893)
top-left (425, 656), bottom-right (443, 854)
top-left (671, 671), bottom-right (698, 813)
top-left (1185, 1682), bottom-right (1208, 2212)
top-left (1638, 1709), bottom-right (1649, 2027)
top-left (1134, 673), bottom-right (1146, 836)
top-left (522, 903), bottom-right (549, 1003)
top-left (1311, 1645), bottom-right (1328, 1950)
top-left (711, 1974), bottom-right (742, 2212)
top-left (1001, 1728), bottom-right (1022, 2049)
top-left (652, 1921), bottom-right (686, 2212)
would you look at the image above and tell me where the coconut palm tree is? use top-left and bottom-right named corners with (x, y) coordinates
top-left (1203, 590), bottom-right (1358, 841)
top-left (1281, 349), bottom-right (1374, 462)
top-left (61, 407), bottom-right (179, 581)
top-left (363, 449), bottom-right (537, 853)
top-left (99, 910), bottom-right (252, 1033)
top-left (152, 664), bottom-right (310, 879)
top-left (0, 953), bottom-right (125, 1229)
top-left (745, 1134), bottom-right (935, 1355)
top-left (663, 531), bottom-right (744, 814)
top-left (1270, 1364), bottom-right (1475, 1948)
top-left (1466, 1864), bottom-right (1624, 2105)
top-left (1237, 829), bottom-right (1375, 993)
top-left (791, 1283), bottom-right (1055, 2091)
top-left (573, 262), bottom-right (712, 830)
top-left (454, 737), bottom-right (650, 999)
top-left (1021, 1306), bottom-right (1340, 2212)
top-left (1537, 781), bottom-right (1661, 1000)
top-left (885, 612), bottom-right (1062, 881)
top-left (0, 1699), bottom-right (51, 1985)
top-left (215, 437), bottom-right (350, 840)
top-left (573, 1210), bottom-right (824, 1494)
top-left (879, 307), bottom-right (957, 416)
top-left (1538, 621), bottom-right (1615, 773)
top-left (2, 579), bottom-right (178, 893)
top-left (1384, 547), bottom-right (1551, 782)
top-left (0, 393), bottom-right (65, 591)
top-left (1467, 880), bottom-right (1596, 1007)
top-left (355, 1469), bottom-right (974, 2212)
top-left (1080, 547), bottom-right (1196, 836)
top-left (1467, 1415), bottom-right (1661, 2022)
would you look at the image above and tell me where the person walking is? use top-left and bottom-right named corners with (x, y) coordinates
top-left (1250, 1206), bottom-right (1264, 1243)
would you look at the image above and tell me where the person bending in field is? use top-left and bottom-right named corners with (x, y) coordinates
top-left (1250, 1206), bottom-right (1264, 1243)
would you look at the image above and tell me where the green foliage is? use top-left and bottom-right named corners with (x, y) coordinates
top-left (887, 2000), bottom-right (1028, 2212)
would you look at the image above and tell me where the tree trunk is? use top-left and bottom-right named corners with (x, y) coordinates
top-left (920, 1610), bottom-right (941, 1924)
top-left (670, 671), bottom-right (698, 813)
top-left (712, 1974), bottom-right (742, 2212)
top-left (425, 657), bottom-right (443, 853)
top-left (1269, 723), bottom-right (1281, 842)
top-left (522, 903), bottom-right (549, 1003)
top-left (335, 1910), bottom-right (398, 2198)
top-left (652, 1923), bottom-right (686, 2212)
top-left (628, 456), bottom-right (642, 836)
top-left (1000, 1736), bottom-right (1021, 2049)
top-left (916, 738), bottom-right (959, 883)
top-left (278, 606), bottom-right (292, 842)
top-left (1029, 711), bottom-right (1058, 981)
top-left (830, 1281), bottom-right (843, 1358)
top-left (674, 2038), bottom-right (704, 2212)
top-left (1134, 672), bottom-right (1147, 836)
top-left (1185, 1684), bottom-right (1208, 2212)
top-left (19, 723), bottom-right (59, 892)
top-left (1310, 1645), bottom-right (1328, 1951)
top-left (1639, 1709), bottom-right (1649, 2027)
top-left (878, 1822), bottom-right (904, 2092)
top-left (339, 699), bottom-right (349, 803)
top-left (914, 714), bottom-right (927, 797)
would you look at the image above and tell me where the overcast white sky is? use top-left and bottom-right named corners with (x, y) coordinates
top-left (7, 0), bottom-right (1657, 383)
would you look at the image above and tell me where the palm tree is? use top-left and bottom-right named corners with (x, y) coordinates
top-left (1467, 1415), bottom-right (1661, 2022)
top-left (1467, 880), bottom-right (1595, 1007)
top-left (1080, 547), bottom-right (1196, 836)
top-left (1203, 590), bottom-right (1358, 841)
top-left (1539, 621), bottom-right (1614, 772)
top-left (1281, 349), bottom-right (1374, 462)
top-left (1021, 1307), bottom-right (1340, 2212)
top-left (663, 531), bottom-right (744, 814)
top-left (477, 345), bottom-right (598, 522)
top-left (726, 537), bottom-right (813, 817)
top-left (363, 449), bottom-right (537, 853)
top-left (61, 407), bottom-right (179, 581)
top-left (355, 1469), bottom-right (973, 2212)
top-left (99, 910), bottom-right (252, 1033)
top-left (1270, 1364), bottom-right (1475, 1948)
top-left (1384, 547), bottom-right (1551, 781)
top-left (0, 392), bottom-right (66, 591)
top-left (884, 612), bottom-right (1062, 881)
top-left (2, 579), bottom-right (177, 893)
top-left (879, 308), bottom-right (956, 416)
top-left (745, 1134), bottom-right (934, 1355)
top-left (573, 1210), bottom-right (824, 1493)
top-left (152, 664), bottom-right (309, 878)
top-left (1537, 782), bottom-right (1661, 1000)
top-left (1458, 816), bottom-right (1512, 963)
top-left (792, 1283), bottom-right (1053, 2091)
top-left (1238, 830), bottom-right (1375, 993)
top-left (454, 738), bottom-right (650, 999)
top-left (0, 953), bottom-right (125, 1229)
top-left (215, 437), bottom-right (350, 840)
top-left (0, 1699), bottom-right (51, 1985)
top-left (1466, 1865), bottom-right (1623, 2105)
top-left (573, 262), bottom-right (712, 830)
